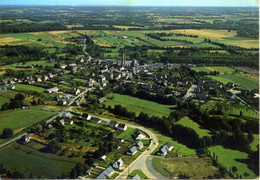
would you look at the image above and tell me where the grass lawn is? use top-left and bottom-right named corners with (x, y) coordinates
top-left (154, 135), bottom-right (196, 156)
top-left (127, 169), bottom-right (148, 179)
top-left (104, 93), bottom-right (175, 117)
top-left (0, 106), bottom-right (57, 134)
top-left (152, 156), bottom-right (219, 179)
top-left (208, 145), bottom-right (257, 178)
top-left (115, 127), bottom-right (136, 140)
top-left (15, 84), bottom-right (45, 93)
top-left (121, 152), bottom-right (141, 165)
top-left (175, 116), bottom-right (211, 138)
top-left (0, 145), bottom-right (76, 178)
top-left (111, 172), bottom-right (119, 179)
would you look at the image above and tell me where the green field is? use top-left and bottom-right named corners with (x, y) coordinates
top-left (0, 96), bottom-right (10, 107)
top-left (208, 145), bottom-right (257, 178)
top-left (114, 127), bottom-right (135, 140)
top-left (176, 117), bottom-right (211, 138)
top-left (209, 74), bottom-right (259, 90)
top-left (0, 145), bottom-right (76, 178)
top-left (152, 156), bottom-right (220, 179)
top-left (15, 84), bottom-right (45, 93)
top-left (0, 106), bottom-right (57, 134)
top-left (104, 93), bottom-right (175, 117)
top-left (155, 135), bottom-right (196, 156)
top-left (10, 60), bottom-right (56, 67)
top-left (191, 66), bottom-right (235, 74)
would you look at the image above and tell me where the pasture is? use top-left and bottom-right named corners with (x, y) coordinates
top-left (0, 145), bottom-right (76, 178)
top-left (175, 117), bottom-right (211, 138)
top-left (15, 84), bottom-right (45, 93)
top-left (0, 96), bottom-right (10, 107)
top-left (10, 60), bottom-right (56, 67)
top-left (0, 106), bottom-right (57, 134)
top-left (104, 93), bottom-right (175, 117)
top-left (208, 145), bottom-right (257, 178)
top-left (153, 156), bottom-right (220, 179)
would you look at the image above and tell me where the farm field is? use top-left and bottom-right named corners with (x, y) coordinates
top-left (15, 84), bottom-right (45, 93)
top-left (208, 145), bottom-right (257, 178)
top-left (152, 156), bottom-right (220, 179)
top-left (0, 106), bottom-right (57, 134)
top-left (10, 60), bottom-right (57, 67)
top-left (208, 74), bottom-right (259, 90)
top-left (104, 93), bottom-right (175, 117)
top-left (0, 145), bottom-right (76, 178)
top-left (175, 116), bottom-right (211, 138)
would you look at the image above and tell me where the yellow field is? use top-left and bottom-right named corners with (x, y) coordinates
top-left (223, 39), bottom-right (259, 49)
top-left (0, 37), bottom-right (23, 45)
top-left (113, 25), bottom-right (142, 29)
top-left (242, 73), bottom-right (259, 80)
top-left (172, 29), bottom-right (237, 39)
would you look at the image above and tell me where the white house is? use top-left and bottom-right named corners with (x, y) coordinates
top-left (118, 123), bottom-right (127, 131)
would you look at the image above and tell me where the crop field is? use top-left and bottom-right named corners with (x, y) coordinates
top-left (0, 31), bottom-right (79, 47)
top-left (175, 117), bottom-right (211, 138)
top-left (104, 93), bottom-right (175, 117)
top-left (153, 156), bottom-right (219, 179)
top-left (113, 25), bottom-right (143, 29)
top-left (208, 145), bottom-right (257, 178)
top-left (0, 145), bottom-right (76, 178)
top-left (0, 106), bottom-right (57, 134)
top-left (15, 84), bottom-right (45, 93)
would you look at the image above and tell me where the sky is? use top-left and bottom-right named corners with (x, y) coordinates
top-left (0, 0), bottom-right (259, 7)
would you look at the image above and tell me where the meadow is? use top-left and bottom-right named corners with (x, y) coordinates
top-left (104, 93), bottom-right (175, 117)
top-left (152, 156), bottom-right (220, 179)
top-left (175, 117), bottom-right (211, 138)
top-left (0, 145), bottom-right (76, 178)
top-left (0, 96), bottom-right (10, 107)
top-left (0, 106), bottom-right (57, 134)
top-left (10, 60), bottom-right (57, 67)
top-left (15, 84), bottom-right (45, 93)
top-left (208, 145), bottom-right (257, 178)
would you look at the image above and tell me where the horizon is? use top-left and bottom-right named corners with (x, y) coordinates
top-left (0, 0), bottom-right (259, 7)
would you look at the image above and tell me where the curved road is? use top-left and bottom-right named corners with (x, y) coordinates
top-left (92, 115), bottom-right (166, 179)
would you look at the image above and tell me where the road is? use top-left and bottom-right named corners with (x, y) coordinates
top-left (91, 115), bottom-right (166, 179)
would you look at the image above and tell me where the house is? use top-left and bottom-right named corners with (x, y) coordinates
top-left (112, 158), bottom-right (124, 169)
top-left (48, 73), bottom-right (54, 78)
top-left (115, 143), bottom-right (121, 149)
top-left (45, 87), bottom-right (59, 93)
top-left (126, 146), bottom-right (138, 156)
top-left (60, 65), bottom-right (67, 70)
top-left (96, 166), bottom-right (114, 179)
top-left (9, 84), bottom-right (15, 90)
top-left (59, 119), bottom-right (65, 126)
top-left (100, 155), bottom-right (107, 161)
top-left (21, 133), bottom-right (31, 143)
top-left (133, 130), bottom-right (145, 140)
top-left (81, 113), bottom-right (91, 120)
top-left (90, 117), bottom-right (101, 124)
top-left (35, 75), bottom-right (42, 82)
top-left (64, 119), bottom-right (74, 125)
top-left (0, 86), bottom-right (7, 92)
top-left (98, 97), bottom-right (106, 104)
top-left (42, 75), bottom-right (49, 81)
top-left (63, 94), bottom-right (71, 99)
top-left (132, 174), bottom-right (141, 179)
top-left (226, 82), bottom-right (235, 88)
top-left (157, 142), bottom-right (174, 156)
top-left (58, 99), bottom-right (67, 106)
top-left (118, 123), bottom-right (127, 131)
top-left (136, 141), bottom-right (144, 149)
top-left (93, 162), bottom-right (99, 167)
top-left (63, 112), bottom-right (73, 119)
top-left (109, 121), bottom-right (119, 128)
top-left (72, 88), bottom-right (81, 95)
top-left (165, 142), bottom-right (174, 151)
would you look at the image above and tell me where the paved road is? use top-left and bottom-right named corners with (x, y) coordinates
top-left (0, 133), bottom-right (26, 149)
top-left (91, 115), bottom-right (166, 179)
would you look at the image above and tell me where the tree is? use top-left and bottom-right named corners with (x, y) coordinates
top-left (1, 102), bottom-right (9, 110)
top-left (48, 140), bottom-right (61, 153)
top-left (232, 166), bottom-right (238, 175)
top-left (2, 128), bottom-right (13, 139)
top-left (247, 131), bottom-right (254, 143)
top-left (15, 93), bottom-right (25, 101)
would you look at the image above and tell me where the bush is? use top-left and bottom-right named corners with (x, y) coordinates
top-left (1, 128), bottom-right (13, 139)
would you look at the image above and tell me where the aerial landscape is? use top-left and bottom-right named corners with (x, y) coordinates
top-left (0, 0), bottom-right (259, 179)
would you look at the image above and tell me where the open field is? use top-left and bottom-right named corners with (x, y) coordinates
top-left (153, 156), bottom-right (219, 179)
top-left (0, 96), bottom-right (10, 107)
top-left (0, 145), bottom-right (76, 178)
top-left (0, 106), bottom-right (57, 134)
top-left (176, 117), bottom-right (211, 138)
top-left (15, 84), bottom-right (45, 93)
top-left (191, 66), bottom-right (236, 74)
top-left (10, 60), bottom-right (57, 67)
top-left (209, 74), bottom-right (259, 90)
top-left (113, 25), bottom-right (143, 29)
top-left (208, 145), bottom-right (257, 178)
top-left (104, 93), bottom-right (175, 117)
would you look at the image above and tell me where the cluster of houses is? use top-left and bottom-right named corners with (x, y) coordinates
top-left (109, 120), bottom-right (128, 131)
top-left (126, 141), bottom-right (144, 156)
